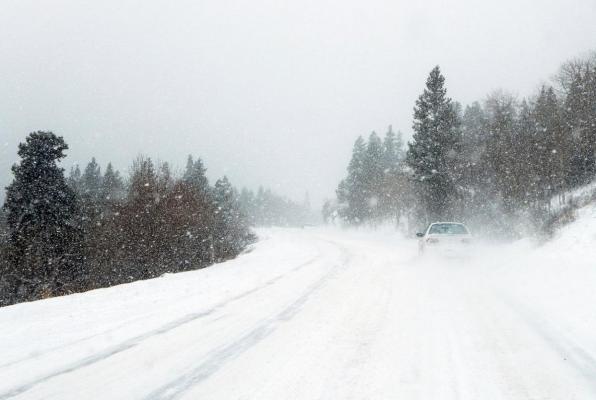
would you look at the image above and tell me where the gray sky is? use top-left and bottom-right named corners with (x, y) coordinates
top-left (2, 0), bottom-right (596, 207)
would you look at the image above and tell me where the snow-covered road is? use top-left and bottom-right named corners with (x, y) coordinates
top-left (2, 211), bottom-right (596, 399)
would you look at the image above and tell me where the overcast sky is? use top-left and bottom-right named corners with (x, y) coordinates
top-left (1, 0), bottom-right (596, 207)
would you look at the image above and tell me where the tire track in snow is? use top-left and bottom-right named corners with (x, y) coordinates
top-left (143, 242), bottom-right (353, 400)
top-left (0, 254), bottom-right (322, 400)
top-left (0, 314), bottom-right (153, 370)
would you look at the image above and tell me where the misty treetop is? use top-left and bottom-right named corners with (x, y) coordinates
top-left (238, 186), bottom-right (315, 227)
top-left (330, 54), bottom-right (596, 235)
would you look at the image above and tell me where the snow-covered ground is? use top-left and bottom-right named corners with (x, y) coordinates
top-left (550, 179), bottom-right (596, 212)
top-left (1, 205), bottom-right (596, 399)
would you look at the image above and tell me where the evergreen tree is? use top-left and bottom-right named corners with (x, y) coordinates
top-left (183, 154), bottom-right (194, 179)
top-left (533, 86), bottom-right (569, 203)
top-left (157, 161), bottom-right (173, 199)
top-left (82, 162), bottom-right (124, 286)
top-left (460, 102), bottom-right (488, 183)
top-left (406, 66), bottom-right (461, 223)
top-left (213, 177), bottom-right (251, 260)
top-left (239, 188), bottom-right (256, 226)
top-left (67, 165), bottom-right (82, 193)
top-left (100, 162), bottom-right (124, 202)
top-left (159, 177), bottom-right (217, 271)
top-left (381, 126), bottom-right (407, 224)
top-left (255, 186), bottom-right (268, 224)
top-left (322, 199), bottom-right (334, 224)
top-left (516, 99), bottom-right (540, 206)
top-left (78, 157), bottom-right (104, 234)
top-left (483, 91), bottom-right (518, 214)
top-left (117, 156), bottom-right (160, 278)
top-left (183, 155), bottom-right (209, 192)
top-left (128, 156), bottom-right (157, 205)
top-left (3, 132), bottom-right (83, 300)
top-left (81, 157), bottom-right (102, 199)
top-left (362, 132), bottom-right (385, 221)
top-left (458, 102), bottom-right (490, 217)
top-left (381, 126), bottom-right (403, 170)
top-left (338, 136), bottom-right (367, 224)
top-left (565, 69), bottom-right (596, 186)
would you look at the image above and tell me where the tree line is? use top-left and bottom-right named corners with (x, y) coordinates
top-left (239, 187), bottom-right (316, 227)
top-left (328, 53), bottom-right (596, 236)
top-left (0, 135), bottom-right (258, 306)
top-left (326, 126), bottom-right (408, 226)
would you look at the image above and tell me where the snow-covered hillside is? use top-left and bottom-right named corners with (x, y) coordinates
top-left (1, 205), bottom-right (596, 400)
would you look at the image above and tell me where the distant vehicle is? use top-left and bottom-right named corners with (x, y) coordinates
top-left (417, 222), bottom-right (472, 256)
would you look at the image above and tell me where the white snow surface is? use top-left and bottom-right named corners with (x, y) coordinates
top-left (1, 205), bottom-right (596, 399)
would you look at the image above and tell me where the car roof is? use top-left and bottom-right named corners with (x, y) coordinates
top-left (426, 222), bottom-right (471, 234)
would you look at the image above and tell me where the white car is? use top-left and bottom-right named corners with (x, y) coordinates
top-left (417, 222), bottom-right (472, 256)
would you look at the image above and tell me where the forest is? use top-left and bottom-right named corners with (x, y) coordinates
top-left (0, 143), bottom-right (311, 306)
top-left (327, 54), bottom-right (596, 237)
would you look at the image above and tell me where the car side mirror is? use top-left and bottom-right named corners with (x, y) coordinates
top-left (416, 232), bottom-right (424, 238)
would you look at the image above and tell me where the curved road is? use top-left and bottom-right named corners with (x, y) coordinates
top-left (1, 228), bottom-right (595, 399)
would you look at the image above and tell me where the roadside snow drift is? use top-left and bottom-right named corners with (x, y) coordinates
top-left (1, 206), bottom-right (596, 399)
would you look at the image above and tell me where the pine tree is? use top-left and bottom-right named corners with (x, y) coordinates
top-left (238, 188), bottom-right (256, 226)
top-left (532, 86), bottom-right (569, 204)
top-left (157, 161), bottom-right (173, 199)
top-left (176, 157), bottom-right (215, 264)
top-left (565, 69), bottom-right (596, 186)
top-left (483, 91), bottom-right (518, 214)
top-left (81, 157), bottom-right (102, 199)
top-left (458, 102), bottom-right (490, 220)
top-left (183, 155), bottom-right (194, 181)
top-left (362, 132), bottom-right (384, 222)
top-left (516, 99), bottom-right (540, 207)
top-left (100, 162), bottom-right (124, 203)
top-left (382, 126), bottom-right (403, 170)
top-left (78, 158), bottom-right (104, 234)
top-left (406, 66), bottom-right (461, 223)
top-left (183, 155), bottom-right (209, 192)
top-left (118, 155), bottom-right (160, 279)
top-left (213, 177), bottom-right (252, 260)
top-left (322, 199), bottom-right (333, 224)
top-left (255, 186), bottom-right (267, 225)
top-left (128, 156), bottom-right (157, 205)
top-left (381, 126), bottom-right (407, 224)
top-left (460, 102), bottom-right (488, 182)
top-left (81, 161), bottom-right (124, 287)
top-left (3, 132), bottom-right (83, 300)
top-left (338, 136), bottom-right (367, 224)
top-left (67, 165), bottom-right (82, 193)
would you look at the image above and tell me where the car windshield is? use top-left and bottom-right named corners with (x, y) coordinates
top-left (429, 223), bottom-right (468, 235)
